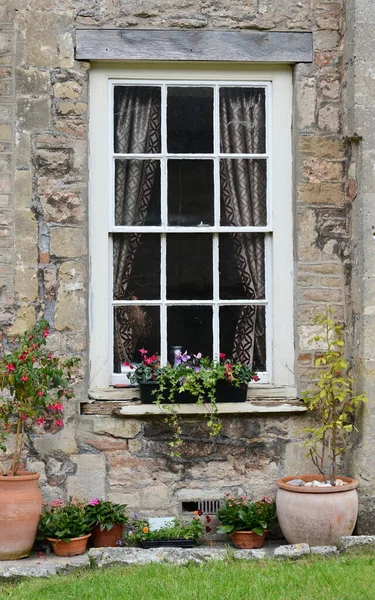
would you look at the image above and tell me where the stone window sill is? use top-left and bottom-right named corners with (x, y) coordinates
top-left (82, 386), bottom-right (306, 417)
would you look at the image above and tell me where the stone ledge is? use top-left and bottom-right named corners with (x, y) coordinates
top-left (81, 400), bottom-right (307, 417)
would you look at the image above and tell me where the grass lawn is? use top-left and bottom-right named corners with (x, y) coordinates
top-left (1, 553), bottom-right (375, 600)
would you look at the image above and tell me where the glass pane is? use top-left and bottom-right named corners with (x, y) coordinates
top-left (168, 306), bottom-right (212, 358)
top-left (113, 305), bottom-right (160, 372)
top-left (220, 159), bottom-right (267, 226)
top-left (168, 160), bottom-right (214, 226)
top-left (167, 234), bottom-right (212, 300)
top-left (114, 86), bottom-right (161, 154)
top-left (167, 87), bottom-right (213, 154)
top-left (220, 305), bottom-right (266, 371)
top-left (219, 87), bottom-right (266, 154)
top-left (114, 159), bottom-right (161, 226)
top-left (219, 233), bottom-right (265, 300)
top-left (113, 234), bottom-right (160, 300)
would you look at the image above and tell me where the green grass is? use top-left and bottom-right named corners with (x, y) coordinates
top-left (1, 554), bottom-right (375, 600)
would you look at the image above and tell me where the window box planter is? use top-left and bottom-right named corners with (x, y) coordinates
top-left (139, 381), bottom-right (247, 405)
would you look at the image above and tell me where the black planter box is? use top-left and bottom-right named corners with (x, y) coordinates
top-left (139, 381), bottom-right (247, 404)
top-left (139, 539), bottom-right (198, 548)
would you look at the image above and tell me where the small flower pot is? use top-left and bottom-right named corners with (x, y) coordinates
top-left (47, 533), bottom-right (91, 557)
top-left (92, 524), bottom-right (124, 547)
top-left (231, 530), bottom-right (266, 549)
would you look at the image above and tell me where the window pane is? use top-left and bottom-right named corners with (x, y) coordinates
top-left (168, 159), bottom-right (214, 226)
top-left (220, 305), bottom-right (266, 371)
top-left (167, 87), bottom-right (213, 154)
top-left (220, 159), bottom-right (267, 226)
top-left (219, 233), bottom-right (265, 300)
top-left (113, 305), bottom-right (160, 372)
top-left (114, 159), bottom-right (161, 226)
top-left (167, 234), bottom-right (212, 300)
top-left (220, 87), bottom-right (266, 154)
top-left (114, 86), bottom-right (161, 154)
top-left (113, 234), bottom-right (160, 300)
top-left (168, 306), bottom-right (212, 358)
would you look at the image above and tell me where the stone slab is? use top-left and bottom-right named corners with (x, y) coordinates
top-left (274, 543), bottom-right (310, 559)
top-left (340, 536), bottom-right (375, 552)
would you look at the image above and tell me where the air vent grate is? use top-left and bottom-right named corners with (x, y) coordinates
top-left (181, 499), bottom-right (223, 514)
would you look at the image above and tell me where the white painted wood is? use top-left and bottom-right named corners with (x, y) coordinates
top-left (76, 30), bottom-right (313, 63)
top-left (114, 401), bottom-right (307, 417)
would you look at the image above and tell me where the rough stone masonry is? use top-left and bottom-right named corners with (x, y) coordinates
top-left (0, 0), bottom-right (374, 533)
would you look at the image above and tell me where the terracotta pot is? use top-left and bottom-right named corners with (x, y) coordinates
top-left (276, 474), bottom-right (358, 547)
top-left (231, 530), bottom-right (266, 549)
top-left (92, 524), bottom-right (124, 547)
top-left (0, 471), bottom-right (42, 560)
top-left (47, 534), bottom-right (91, 557)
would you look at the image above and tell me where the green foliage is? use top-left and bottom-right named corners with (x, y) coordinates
top-left (37, 499), bottom-right (91, 543)
top-left (131, 350), bottom-right (257, 456)
top-left (0, 320), bottom-right (80, 475)
top-left (85, 499), bottom-right (128, 531)
top-left (216, 494), bottom-right (276, 536)
top-left (123, 517), bottom-right (204, 545)
top-left (300, 311), bottom-right (367, 485)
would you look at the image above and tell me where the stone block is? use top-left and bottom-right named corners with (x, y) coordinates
top-left (299, 135), bottom-right (344, 159)
top-left (356, 497), bottom-right (375, 535)
top-left (33, 426), bottom-right (78, 455)
top-left (298, 324), bottom-right (329, 352)
top-left (284, 442), bottom-right (319, 476)
top-left (6, 306), bottom-right (36, 336)
top-left (140, 484), bottom-right (170, 510)
top-left (56, 102), bottom-right (87, 116)
top-left (50, 227), bottom-right (86, 258)
top-left (25, 12), bottom-right (74, 68)
top-left (17, 97), bottom-right (51, 132)
top-left (315, 1), bottom-right (342, 30)
top-left (0, 32), bottom-right (12, 55)
top-left (41, 191), bottom-right (84, 224)
top-left (0, 155), bottom-right (11, 172)
top-left (297, 183), bottom-right (344, 205)
top-left (107, 487), bottom-right (141, 508)
top-left (43, 265), bottom-right (57, 300)
top-left (318, 104), bottom-right (341, 133)
top-left (0, 124), bottom-right (11, 142)
top-left (274, 543), bottom-right (310, 559)
top-left (303, 159), bottom-right (343, 182)
top-left (54, 286), bottom-right (86, 332)
top-left (16, 67), bottom-right (50, 96)
top-left (15, 132), bottom-right (31, 169)
top-left (14, 210), bottom-right (38, 263)
top-left (66, 454), bottom-right (106, 501)
top-left (34, 149), bottom-right (72, 177)
top-left (53, 80), bottom-right (83, 99)
top-left (15, 169), bottom-right (32, 209)
top-left (313, 30), bottom-right (340, 51)
top-left (310, 546), bottom-right (338, 556)
top-left (89, 416), bottom-right (142, 440)
top-left (0, 174), bottom-right (10, 194)
top-left (340, 536), bottom-right (375, 552)
top-left (15, 265), bottom-right (38, 302)
top-left (297, 210), bottom-right (321, 262)
top-left (295, 78), bottom-right (316, 130)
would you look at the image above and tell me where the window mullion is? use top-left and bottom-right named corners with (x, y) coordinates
top-left (213, 84), bottom-right (220, 228)
top-left (160, 233), bottom-right (167, 366)
top-left (213, 233), bottom-right (219, 360)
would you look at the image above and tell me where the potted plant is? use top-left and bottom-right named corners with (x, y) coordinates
top-left (216, 494), bottom-right (276, 549)
top-left (0, 320), bottom-right (79, 560)
top-left (85, 499), bottom-right (128, 547)
top-left (123, 516), bottom-right (204, 548)
top-left (38, 499), bottom-right (91, 557)
top-left (276, 311), bottom-right (367, 547)
top-left (130, 349), bottom-right (259, 455)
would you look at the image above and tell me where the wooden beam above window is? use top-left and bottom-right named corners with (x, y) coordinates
top-left (75, 30), bottom-right (313, 63)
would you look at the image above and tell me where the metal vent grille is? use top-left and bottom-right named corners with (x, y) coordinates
top-left (198, 499), bottom-right (223, 514)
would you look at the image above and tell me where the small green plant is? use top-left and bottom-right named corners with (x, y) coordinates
top-left (216, 494), bottom-right (276, 536)
top-left (300, 311), bottom-right (367, 485)
top-left (85, 499), bottom-right (128, 532)
top-left (130, 350), bottom-right (258, 456)
top-left (37, 499), bottom-right (91, 542)
top-left (123, 517), bottom-right (204, 545)
top-left (0, 319), bottom-right (80, 476)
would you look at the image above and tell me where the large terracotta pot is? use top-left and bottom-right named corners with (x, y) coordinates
top-left (276, 474), bottom-right (358, 547)
top-left (231, 530), bottom-right (266, 549)
top-left (47, 534), bottom-right (91, 557)
top-left (92, 524), bottom-right (124, 547)
top-left (0, 471), bottom-right (42, 560)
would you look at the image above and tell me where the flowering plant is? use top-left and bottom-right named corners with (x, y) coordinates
top-left (123, 517), bottom-right (204, 545)
top-left (85, 499), bottom-right (128, 532)
top-left (37, 499), bottom-right (91, 542)
top-left (128, 349), bottom-right (160, 383)
top-left (0, 320), bottom-right (80, 476)
top-left (216, 494), bottom-right (276, 536)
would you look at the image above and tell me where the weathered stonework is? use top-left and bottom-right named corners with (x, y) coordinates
top-left (0, 0), bottom-right (373, 527)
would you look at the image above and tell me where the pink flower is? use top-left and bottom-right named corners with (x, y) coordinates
top-left (194, 353), bottom-right (202, 360)
top-left (36, 417), bottom-right (45, 425)
top-left (48, 353), bottom-right (53, 360)
top-left (6, 363), bottom-right (15, 371)
top-left (51, 499), bottom-right (64, 508)
top-left (123, 361), bottom-right (130, 367)
top-left (89, 498), bottom-right (100, 506)
top-left (21, 375), bottom-right (28, 382)
top-left (55, 419), bottom-right (63, 428)
top-left (38, 391), bottom-right (44, 397)
top-left (21, 414), bottom-right (27, 420)
top-left (252, 375), bottom-right (260, 382)
top-left (139, 348), bottom-right (147, 355)
top-left (219, 352), bottom-right (226, 360)
top-left (43, 329), bottom-right (49, 338)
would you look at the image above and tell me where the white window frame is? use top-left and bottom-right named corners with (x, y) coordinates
top-left (89, 62), bottom-right (295, 394)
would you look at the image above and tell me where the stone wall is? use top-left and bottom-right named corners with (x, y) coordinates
top-left (1, 0), bottom-right (368, 517)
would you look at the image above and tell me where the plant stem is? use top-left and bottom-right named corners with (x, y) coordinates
top-left (11, 417), bottom-right (22, 476)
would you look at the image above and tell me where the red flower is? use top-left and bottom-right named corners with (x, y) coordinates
top-left (252, 375), bottom-right (260, 382)
top-left (37, 391), bottom-right (44, 397)
top-left (6, 363), bottom-right (15, 371)
top-left (123, 361), bottom-right (130, 367)
top-left (206, 515), bottom-right (212, 523)
top-left (219, 352), bottom-right (226, 360)
top-left (197, 509), bottom-right (203, 516)
top-left (21, 375), bottom-right (28, 382)
top-left (129, 365), bottom-right (134, 370)
top-left (43, 329), bottom-right (49, 338)
top-left (55, 419), bottom-right (63, 428)
top-left (36, 417), bottom-right (45, 425)
top-left (205, 526), bottom-right (211, 533)
top-left (48, 353), bottom-right (53, 360)
top-left (21, 414), bottom-right (27, 421)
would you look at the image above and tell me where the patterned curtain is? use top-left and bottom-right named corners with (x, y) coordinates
top-left (113, 87), bottom-right (161, 366)
top-left (220, 88), bottom-right (267, 368)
